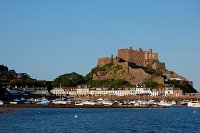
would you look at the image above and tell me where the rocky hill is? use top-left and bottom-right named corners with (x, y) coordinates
top-left (87, 47), bottom-right (197, 93)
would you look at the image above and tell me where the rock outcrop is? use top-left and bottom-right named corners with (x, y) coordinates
top-left (92, 47), bottom-right (191, 86)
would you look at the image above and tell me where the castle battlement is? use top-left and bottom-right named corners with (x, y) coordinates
top-left (97, 47), bottom-right (165, 71)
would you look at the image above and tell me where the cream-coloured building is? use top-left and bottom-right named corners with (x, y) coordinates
top-left (76, 88), bottom-right (90, 96)
top-left (64, 87), bottom-right (77, 96)
top-left (51, 88), bottom-right (66, 96)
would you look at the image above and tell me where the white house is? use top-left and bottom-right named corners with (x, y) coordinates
top-left (51, 87), bottom-right (65, 96)
top-left (150, 89), bottom-right (159, 96)
top-left (114, 89), bottom-right (123, 96)
top-left (164, 87), bottom-right (173, 96)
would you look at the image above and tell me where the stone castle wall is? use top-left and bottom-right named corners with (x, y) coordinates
top-left (97, 47), bottom-right (165, 71)
top-left (98, 57), bottom-right (112, 67)
top-left (118, 47), bottom-right (160, 68)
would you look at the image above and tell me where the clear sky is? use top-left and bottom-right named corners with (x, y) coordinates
top-left (0, 1), bottom-right (199, 90)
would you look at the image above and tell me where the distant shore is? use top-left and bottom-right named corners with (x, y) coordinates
top-left (0, 104), bottom-right (168, 109)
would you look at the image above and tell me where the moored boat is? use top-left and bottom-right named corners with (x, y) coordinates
top-left (187, 101), bottom-right (200, 107)
top-left (0, 100), bottom-right (3, 105)
top-left (82, 100), bottom-right (96, 105)
top-left (52, 100), bottom-right (67, 105)
top-left (158, 100), bottom-right (172, 107)
top-left (36, 100), bottom-right (50, 105)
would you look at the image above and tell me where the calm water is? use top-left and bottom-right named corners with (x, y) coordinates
top-left (1, 107), bottom-right (200, 133)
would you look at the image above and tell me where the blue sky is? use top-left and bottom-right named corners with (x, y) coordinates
top-left (0, 0), bottom-right (200, 90)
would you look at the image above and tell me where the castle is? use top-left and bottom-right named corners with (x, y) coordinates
top-left (97, 47), bottom-right (165, 71)
top-left (93, 47), bottom-right (166, 85)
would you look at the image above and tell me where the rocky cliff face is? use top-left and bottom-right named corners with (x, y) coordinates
top-left (93, 62), bottom-right (166, 85)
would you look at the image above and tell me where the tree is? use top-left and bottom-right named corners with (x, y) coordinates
top-left (144, 80), bottom-right (160, 89)
top-left (52, 72), bottom-right (84, 87)
top-left (0, 65), bottom-right (8, 72)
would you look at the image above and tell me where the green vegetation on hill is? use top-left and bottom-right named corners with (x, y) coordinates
top-left (84, 63), bottom-right (113, 81)
top-left (144, 80), bottom-right (161, 89)
top-left (9, 79), bottom-right (48, 87)
top-left (52, 72), bottom-right (84, 87)
top-left (165, 80), bottom-right (197, 93)
top-left (114, 64), bottom-right (123, 71)
top-left (0, 64), bottom-right (32, 87)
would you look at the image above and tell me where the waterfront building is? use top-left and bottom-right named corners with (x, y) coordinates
top-left (33, 87), bottom-right (49, 95)
top-left (173, 88), bottom-right (183, 96)
top-left (6, 86), bottom-right (24, 95)
top-left (129, 88), bottom-right (136, 96)
top-left (114, 89), bottom-right (123, 96)
top-left (135, 84), bottom-right (149, 95)
top-left (143, 88), bottom-right (151, 96)
top-left (51, 87), bottom-right (66, 96)
top-left (121, 89), bottom-right (131, 96)
top-left (76, 85), bottom-right (90, 96)
top-left (64, 87), bottom-right (77, 96)
top-left (150, 89), bottom-right (159, 96)
top-left (164, 87), bottom-right (174, 96)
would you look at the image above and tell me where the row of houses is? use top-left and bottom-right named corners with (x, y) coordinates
top-left (5, 84), bottom-right (183, 97)
top-left (51, 85), bottom-right (183, 97)
top-left (6, 86), bottom-right (49, 95)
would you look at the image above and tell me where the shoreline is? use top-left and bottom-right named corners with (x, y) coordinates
top-left (0, 104), bottom-right (168, 109)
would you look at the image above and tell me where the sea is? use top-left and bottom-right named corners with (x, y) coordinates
top-left (1, 107), bottom-right (200, 133)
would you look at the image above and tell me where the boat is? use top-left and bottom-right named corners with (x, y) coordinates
top-left (102, 100), bottom-right (113, 106)
top-left (75, 101), bottom-right (84, 106)
top-left (82, 100), bottom-right (96, 105)
top-left (10, 101), bottom-right (17, 104)
top-left (36, 98), bottom-right (50, 105)
top-left (180, 100), bottom-right (190, 106)
top-left (96, 98), bottom-right (113, 106)
top-left (187, 101), bottom-right (200, 107)
top-left (158, 100), bottom-right (172, 107)
top-left (36, 100), bottom-right (50, 105)
top-left (0, 101), bottom-right (3, 105)
top-left (52, 100), bottom-right (67, 105)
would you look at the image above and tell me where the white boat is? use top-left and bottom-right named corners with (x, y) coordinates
top-left (82, 101), bottom-right (96, 105)
top-left (102, 100), bottom-right (113, 106)
top-left (180, 100), bottom-right (190, 106)
top-left (96, 98), bottom-right (113, 106)
top-left (52, 100), bottom-right (67, 105)
top-left (158, 100), bottom-right (172, 107)
top-left (128, 100), bottom-right (136, 105)
top-left (0, 101), bottom-right (3, 105)
top-left (10, 101), bottom-right (17, 104)
top-left (187, 101), bottom-right (200, 107)
top-left (75, 101), bottom-right (84, 106)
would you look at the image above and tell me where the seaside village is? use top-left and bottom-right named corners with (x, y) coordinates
top-left (1, 82), bottom-right (199, 108)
